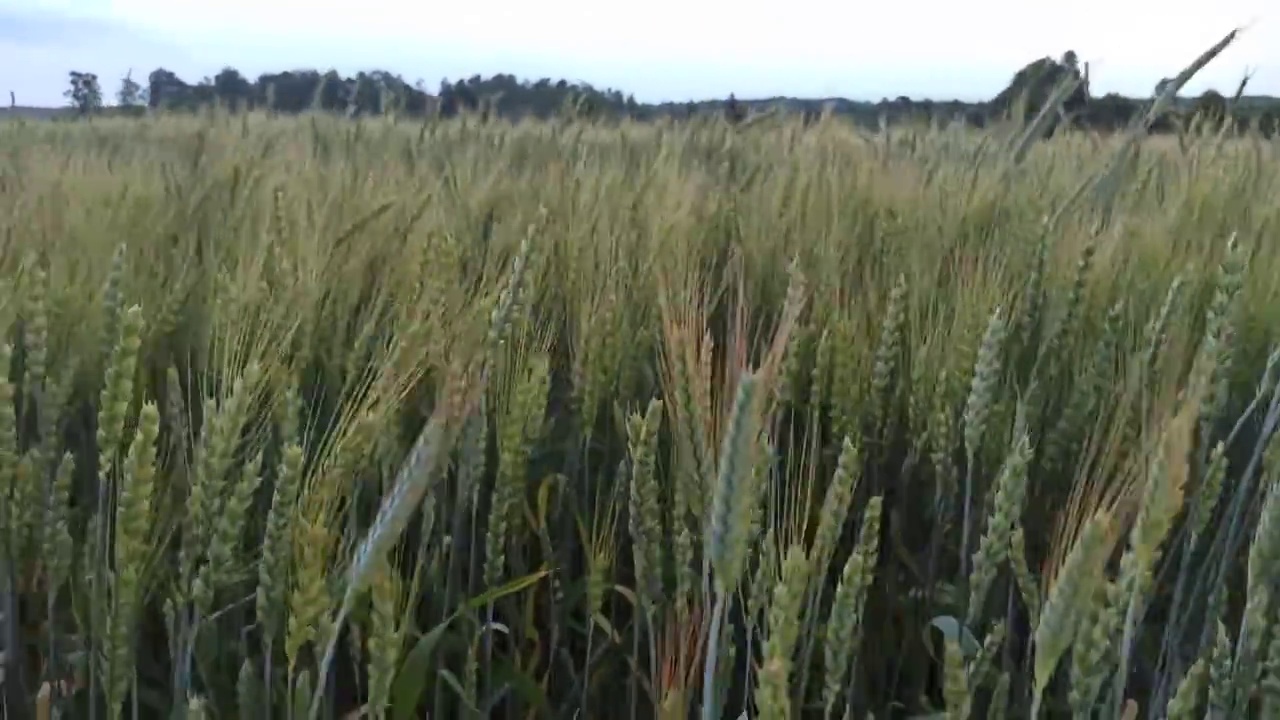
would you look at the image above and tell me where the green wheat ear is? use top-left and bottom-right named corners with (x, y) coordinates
top-left (755, 544), bottom-right (810, 720)
top-left (708, 372), bottom-right (762, 595)
top-left (960, 306), bottom-right (1006, 581)
top-left (1033, 510), bottom-right (1111, 715)
top-left (821, 495), bottom-right (882, 720)
top-left (626, 397), bottom-right (664, 616)
top-left (966, 410), bottom-right (1033, 630)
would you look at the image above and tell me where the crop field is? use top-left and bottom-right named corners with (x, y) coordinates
top-left (0, 104), bottom-right (1279, 720)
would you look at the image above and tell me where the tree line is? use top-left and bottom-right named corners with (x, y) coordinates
top-left (49, 52), bottom-right (1280, 136)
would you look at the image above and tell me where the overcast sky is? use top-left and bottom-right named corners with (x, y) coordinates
top-left (2, 0), bottom-right (1276, 107)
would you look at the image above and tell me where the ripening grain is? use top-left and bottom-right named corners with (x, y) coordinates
top-left (1, 93), bottom-right (1280, 719)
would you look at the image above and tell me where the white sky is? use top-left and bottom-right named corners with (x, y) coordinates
top-left (2, 0), bottom-right (1277, 107)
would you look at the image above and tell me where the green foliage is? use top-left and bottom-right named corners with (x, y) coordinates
top-left (23, 46), bottom-right (1280, 135)
top-left (64, 70), bottom-right (102, 114)
top-left (989, 51), bottom-right (1090, 126)
top-left (116, 70), bottom-right (144, 109)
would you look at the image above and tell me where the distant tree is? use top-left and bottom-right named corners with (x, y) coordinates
top-left (65, 71), bottom-right (103, 114)
top-left (213, 67), bottom-right (253, 110)
top-left (147, 68), bottom-right (190, 110)
top-left (116, 70), bottom-right (144, 107)
top-left (309, 71), bottom-right (345, 112)
top-left (1085, 93), bottom-right (1141, 130)
top-left (1191, 89), bottom-right (1228, 131)
top-left (1259, 110), bottom-right (1278, 138)
top-left (725, 93), bottom-right (745, 124)
top-left (45, 60), bottom-right (1276, 133)
top-left (989, 53), bottom-right (1089, 133)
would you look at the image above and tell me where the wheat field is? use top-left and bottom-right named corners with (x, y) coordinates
top-left (0, 92), bottom-right (1279, 720)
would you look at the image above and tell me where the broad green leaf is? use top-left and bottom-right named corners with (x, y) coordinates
top-left (925, 615), bottom-right (981, 662)
top-left (390, 619), bottom-right (455, 720)
top-left (464, 568), bottom-right (550, 609)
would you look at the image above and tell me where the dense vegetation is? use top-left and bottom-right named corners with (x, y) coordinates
top-left (4, 27), bottom-right (1280, 720)
top-left (12, 45), bottom-right (1279, 135)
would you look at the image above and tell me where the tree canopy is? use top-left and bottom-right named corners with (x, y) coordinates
top-left (35, 56), bottom-right (1280, 137)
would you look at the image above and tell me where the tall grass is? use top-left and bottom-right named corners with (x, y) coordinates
top-left (2, 35), bottom-right (1280, 720)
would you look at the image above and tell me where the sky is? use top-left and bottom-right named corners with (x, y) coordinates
top-left (1, 0), bottom-right (1277, 108)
